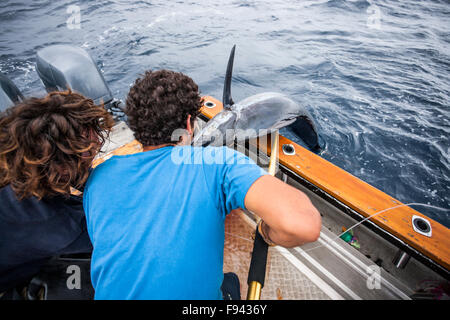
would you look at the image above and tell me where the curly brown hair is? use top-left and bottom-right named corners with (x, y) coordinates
top-left (0, 90), bottom-right (114, 200)
top-left (125, 69), bottom-right (203, 146)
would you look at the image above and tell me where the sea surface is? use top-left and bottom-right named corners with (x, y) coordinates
top-left (0, 0), bottom-right (449, 227)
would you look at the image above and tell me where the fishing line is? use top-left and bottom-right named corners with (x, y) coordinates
top-left (225, 231), bottom-right (254, 243)
top-left (224, 203), bottom-right (449, 254)
top-left (302, 202), bottom-right (450, 253)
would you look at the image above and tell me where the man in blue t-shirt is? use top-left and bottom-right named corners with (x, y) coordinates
top-left (83, 70), bottom-right (322, 300)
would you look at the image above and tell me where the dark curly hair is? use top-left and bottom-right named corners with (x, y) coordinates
top-left (0, 90), bottom-right (114, 200)
top-left (125, 69), bottom-right (203, 146)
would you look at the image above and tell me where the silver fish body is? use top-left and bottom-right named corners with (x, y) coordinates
top-left (193, 92), bottom-right (318, 147)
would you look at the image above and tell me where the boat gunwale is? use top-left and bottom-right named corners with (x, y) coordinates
top-left (198, 95), bottom-right (450, 279)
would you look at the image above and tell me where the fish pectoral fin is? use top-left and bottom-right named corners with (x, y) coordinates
top-left (289, 115), bottom-right (320, 151)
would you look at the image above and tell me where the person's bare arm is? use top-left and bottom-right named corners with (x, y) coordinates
top-left (244, 175), bottom-right (322, 248)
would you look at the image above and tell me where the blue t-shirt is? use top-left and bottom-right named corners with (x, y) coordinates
top-left (83, 146), bottom-right (266, 300)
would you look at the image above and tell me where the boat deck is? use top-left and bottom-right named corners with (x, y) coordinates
top-left (224, 209), bottom-right (412, 300)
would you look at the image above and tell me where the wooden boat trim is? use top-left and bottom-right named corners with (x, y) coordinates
top-left (199, 96), bottom-right (450, 273)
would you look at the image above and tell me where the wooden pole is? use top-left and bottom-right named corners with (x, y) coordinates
top-left (247, 131), bottom-right (279, 300)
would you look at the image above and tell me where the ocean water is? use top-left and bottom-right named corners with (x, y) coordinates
top-left (0, 0), bottom-right (449, 227)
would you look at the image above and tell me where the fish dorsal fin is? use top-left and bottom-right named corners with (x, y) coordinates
top-left (223, 45), bottom-right (236, 109)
